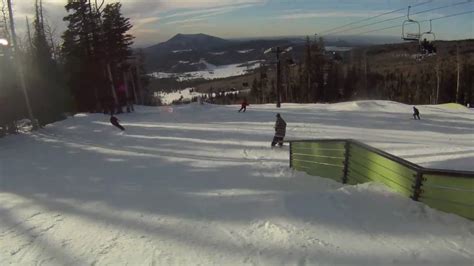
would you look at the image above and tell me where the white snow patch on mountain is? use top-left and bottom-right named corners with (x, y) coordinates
top-left (325, 46), bottom-right (353, 52)
top-left (172, 49), bottom-right (193, 53)
top-left (155, 88), bottom-right (205, 104)
top-left (148, 72), bottom-right (175, 79)
top-left (209, 51), bottom-right (227, 55)
top-left (237, 49), bottom-right (254, 54)
top-left (149, 60), bottom-right (263, 81)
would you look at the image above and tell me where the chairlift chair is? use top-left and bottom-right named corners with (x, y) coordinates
top-left (402, 6), bottom-right (421, 42)
top-left (420, 20), bottom-right (437, 54)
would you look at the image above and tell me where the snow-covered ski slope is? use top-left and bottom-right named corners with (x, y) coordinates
top-left (1, 101), bottom-right (473, 265)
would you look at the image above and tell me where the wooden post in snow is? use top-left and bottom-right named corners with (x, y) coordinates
top-left (107, 63), bottom-right (119, 110)
top-left (456, 45), bottom-right (461, 103)
top-left (435, 60), bottom-right (440, 104)
top-left (128, 70), bottom-right (139, 104)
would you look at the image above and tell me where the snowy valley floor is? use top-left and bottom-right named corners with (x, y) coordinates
top-left (1, 101), bottom-right (473, 265)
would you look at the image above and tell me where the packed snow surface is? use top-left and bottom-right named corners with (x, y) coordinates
top-left (1, 101), bottom-right (473, 265)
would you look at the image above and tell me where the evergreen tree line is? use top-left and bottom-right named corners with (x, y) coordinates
top-left (1, 0), bottom-right (147, 137)
top-left (249, 37), bottom-right (474, 106)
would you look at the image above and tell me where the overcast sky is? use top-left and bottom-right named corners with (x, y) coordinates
top-left (8, 0), bottom-right (474, 47)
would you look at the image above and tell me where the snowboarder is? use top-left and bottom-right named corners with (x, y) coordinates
top-left (110, 115), bottom-right (125, 131)
top-left (413, 106), bottom-right (421, 120)
top-left (238, 98), bottom-right (249, 112)
top-left (271, 113), bottom-right (286, 147)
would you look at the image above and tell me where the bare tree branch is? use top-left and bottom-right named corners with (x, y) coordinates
top-left (0, 0), bottom-right (11, 42)
top-left (95, 0), bottom-right (105, 13)
top-left (44, 19), bottom-right (60, 60)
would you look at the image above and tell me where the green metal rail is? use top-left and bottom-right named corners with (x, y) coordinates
top-left (289, 139), bottom-right (474, 220)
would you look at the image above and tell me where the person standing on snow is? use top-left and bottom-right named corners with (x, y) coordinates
top-left (238, 98), bottom-right (249, 112)
top-left (110, 115), bottom-right (125, 131)
top-left (413, 106), bottom-right (421, 120)
top-left (271, 113), bottom-right (286, 147)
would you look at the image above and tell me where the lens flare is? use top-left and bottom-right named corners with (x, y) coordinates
top-left (0, 38), bottom-right (8, 46)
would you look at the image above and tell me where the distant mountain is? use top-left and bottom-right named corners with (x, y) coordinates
top-left (142, 33), bottom-right (399, 74)
top-left (146, 33), bottom-right (230, 53)
top-left (143, 34), bottom-right (298, 73)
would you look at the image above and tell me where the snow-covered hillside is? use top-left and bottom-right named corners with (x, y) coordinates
top-left (1, 101), bottom-right (473, 265)
top-left (154, 88), bottom-right (204, 105)
top-left (149, 60), bottom-right (262, 81)
top-left (155, 88), bottom-right (241, 105)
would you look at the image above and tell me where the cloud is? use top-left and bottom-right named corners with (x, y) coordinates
top-left (164, 8), bottom-right (227, 19)
top-left (9, 0), bottom-right (66, 39)
top-left (166, 17), bottom-right (207, 25)
top-left (10, 0), bottom-right (266, 32)
top-left (278, 10), bottom-right (400, 20)
top-left (41, 0), bottom-right (67, 5)
top-left (119, 0), bottom-right (266, 20)
top-left (159, 0), bottom-right (266, 10)
top-left (134, 28), bottom-right (160, 34)
top-left (134, 17), bottom-right (160, 28)
top-left (164, 4), bottom-right (254, 19)
top-left (163, 3), bottom-right (257, 26)
top-left (178, 22), bottom-right (216, 28)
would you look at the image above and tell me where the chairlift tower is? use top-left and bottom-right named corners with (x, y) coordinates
top-left (271, 47), bottom-right (282, 108)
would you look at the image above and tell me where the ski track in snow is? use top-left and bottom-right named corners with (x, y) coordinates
top-left (0, 101), bottom-right (473, 265)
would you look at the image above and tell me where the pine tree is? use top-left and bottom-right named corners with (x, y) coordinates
top-left (28, 0), bottom-right (69, 125)
top-left (101, 2), bottom-right (134, 113)
top-left (62, 0), bottom-right (100, 111)
top-left (136, 49), bottom-right (150, 105)
top-left (250, 77), bottom-right (259, 103)
top-left (102, 3), bottom-right (133, 64)
top-left (343, 65), bottom-right (357, 100)
top-left (303, 36), bottom-right (312, 102)
top-left (313, 37), bottom-right (327, 102)
top-left (0, 35), bottom-right (22, 134)
top-left (62, 0), bottom-right (134, 113)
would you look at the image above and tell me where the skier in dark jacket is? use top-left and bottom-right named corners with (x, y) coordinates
top-left (110, 115), bottom-right (125, 131)
top-left (271, 113), bottom-right (286, 147)
top-left (238, 98), bottom-right (249, 112)
top-left (413, 106), bottom-right (421, 120)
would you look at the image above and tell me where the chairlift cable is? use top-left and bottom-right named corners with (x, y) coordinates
top-left (319, 1), bottom-right (432, 35)
top-left (412, 0), bottom-right (472, 16)
top-left (318, 8), bottom-right (406, 35)
top-left (354, 10), bottom-right (474, 35)
top-left (430, 9), bottom-right (474, 21)
top-left (321, 0), bottom-right (472, 36)
top-left (323, 15), bottom-right (406, 36)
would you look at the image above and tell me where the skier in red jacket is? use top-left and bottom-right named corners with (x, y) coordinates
top-left (238, 98), bottom-right (249, 112)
